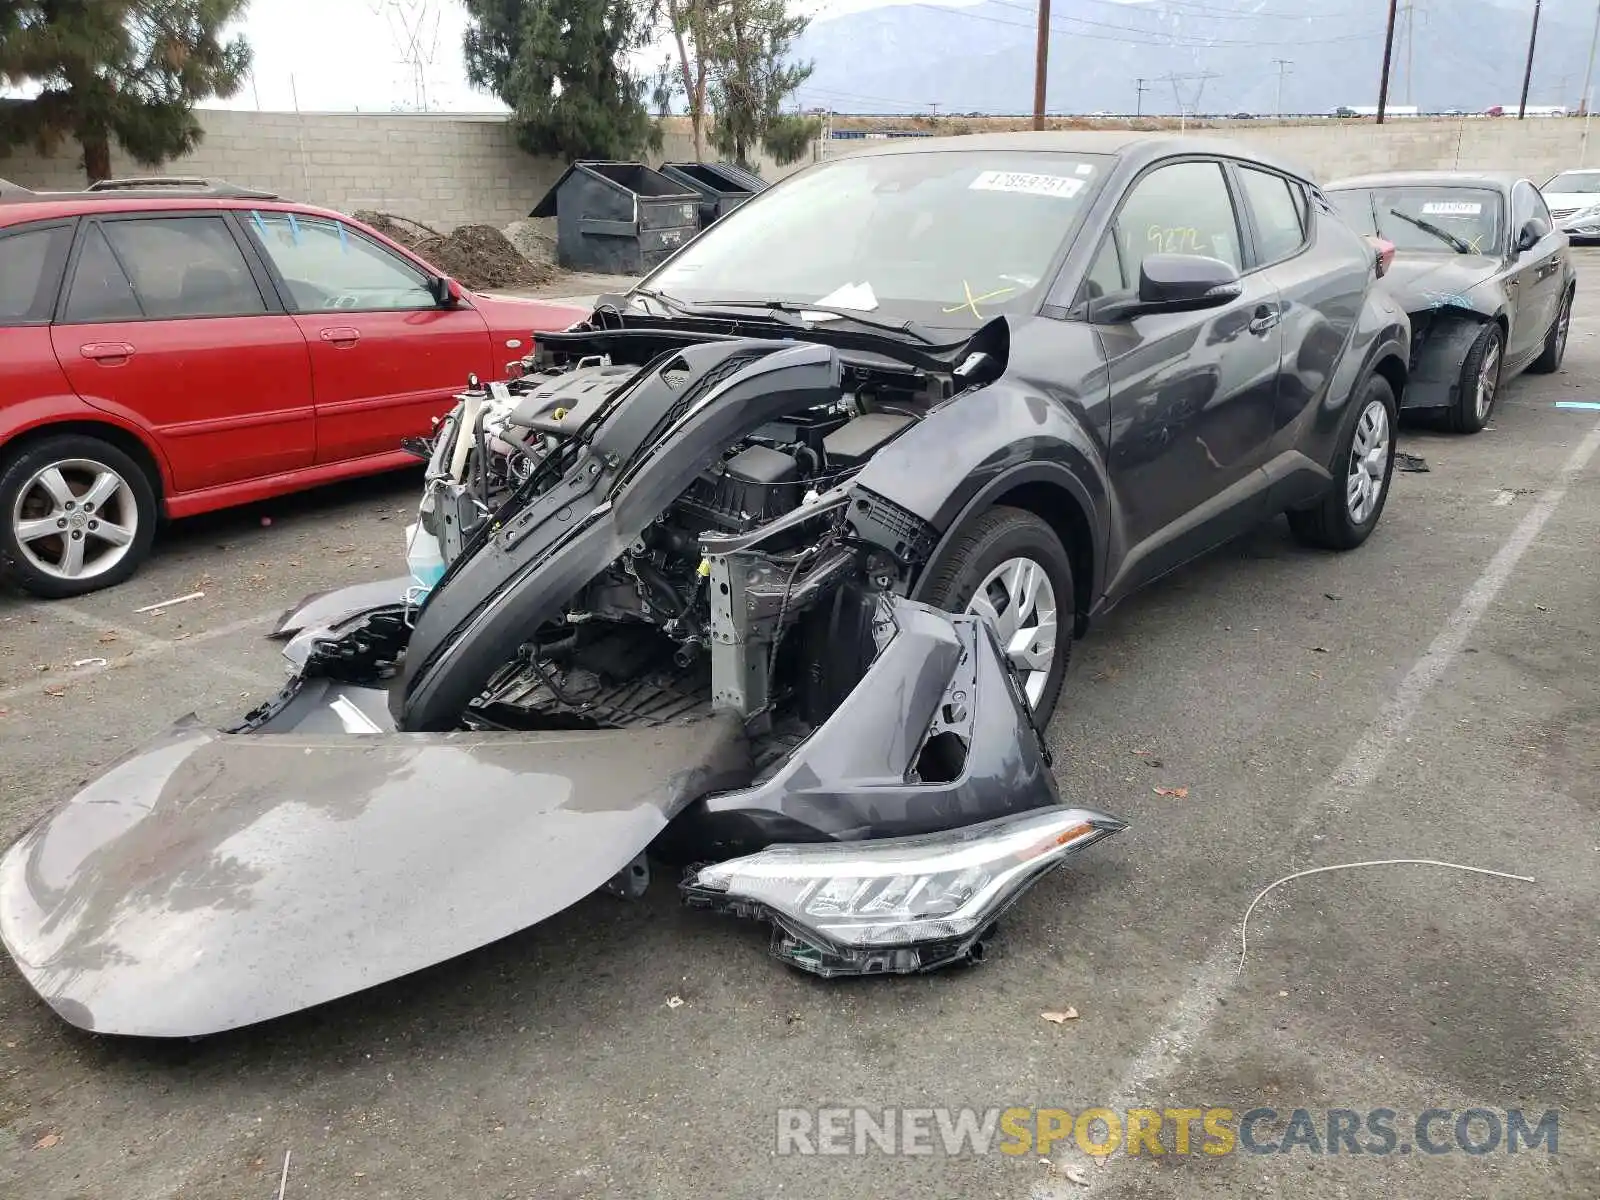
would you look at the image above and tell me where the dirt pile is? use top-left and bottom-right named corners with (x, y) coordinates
top-left (356, 211), bottom-right (558, 291)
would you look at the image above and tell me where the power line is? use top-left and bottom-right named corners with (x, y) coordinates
top-left (910, 2), bottom-right (1385, 49)
top-left (1135, 76), bottom-right (1151, 117)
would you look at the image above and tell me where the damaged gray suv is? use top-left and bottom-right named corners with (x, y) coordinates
top-left (0, 134), bottom-right (1410, 1038)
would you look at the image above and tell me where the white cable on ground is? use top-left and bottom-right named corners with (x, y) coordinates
top-left (1237, 859), bottom-right (1536, 976)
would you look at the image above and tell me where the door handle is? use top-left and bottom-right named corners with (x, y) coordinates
top-left (1248, 306), bottom-right (1280, 335)
top-left (80, 341), bottom-right (135, 364)
top-left (319, 326), bottom-right (361, 347)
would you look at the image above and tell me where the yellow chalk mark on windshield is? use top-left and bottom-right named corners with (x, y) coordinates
top-left (943, 280), bottom-right (1016, 319)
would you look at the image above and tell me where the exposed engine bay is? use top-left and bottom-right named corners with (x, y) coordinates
top-left (297, 323), bottom-right (1004, 756)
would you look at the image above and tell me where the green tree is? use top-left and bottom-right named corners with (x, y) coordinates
top-left (0, 0), bottom-right (252, 184)
top-left (463, 0), bottom-right (660, 161)
top-left (705, 0), bottom-right (812, 169)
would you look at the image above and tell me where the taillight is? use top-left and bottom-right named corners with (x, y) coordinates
top-left (1368, 236), bottom-right (1396, 278)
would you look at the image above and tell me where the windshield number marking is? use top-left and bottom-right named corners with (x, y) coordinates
top-left (969, 171), bottom-right (1086, 199)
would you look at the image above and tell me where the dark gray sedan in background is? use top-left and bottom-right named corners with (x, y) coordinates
top-left (1325, 170), bottom-right (1575, 433)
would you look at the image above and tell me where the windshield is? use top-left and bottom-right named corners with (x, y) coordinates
top-left (1545, 172), bottom-right (1600, 194)
top-left (642, 151), bottom-right (1111, 328)
top-left (1326, 186), bottom-right (1502, 255)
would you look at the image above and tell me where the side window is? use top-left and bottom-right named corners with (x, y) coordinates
top-left (101, 217), bottom-right (266, 318)
top-left (1532, 188), bottom-right (1553, 226)
top-left (1238, 167), bottom-right (1307, 265)
top-left (1082, 235), bottom-right (1126, 300)
top-left (63, 224), bottom-right (143, 323)
top-left (247, 212), bottom-right (435, 312)
top-left (1511, 182), bottom-right (1538, 232)
top-left (1115, 160), bottom-right (1243, 280)
top-left (0, 224), bottom-right (72, 326)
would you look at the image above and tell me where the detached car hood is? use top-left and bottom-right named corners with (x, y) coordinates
top-left (1381, 254), bottom-right (1501, 312)
top-left (0, 714), bottom-right (748, 1037)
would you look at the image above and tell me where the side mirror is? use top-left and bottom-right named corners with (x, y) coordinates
top-left (1096, 254), bottom-right (1244, 322)
top-left (431, 275), bottom-right (465, 306)
top-left (1516, 218), bottom-right (1549, 253)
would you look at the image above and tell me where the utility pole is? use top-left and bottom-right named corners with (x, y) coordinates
top-left (1271, 59), bottom-right (1292, 117)
top-left (1581, 0), bottom-right (1600, 164)
top-left (1400, 0), bottom-right (1413, 106)
top-left (1033, 0), bottom-right (1051, 130)
top-left (1135, 77), bottom-right (1150, 117)
top-left (1377, 0), bottom-right (1399, 124)
top-left (1520, 0), bottom-right (1543, 120)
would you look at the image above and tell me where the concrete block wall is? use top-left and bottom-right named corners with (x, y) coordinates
top-left (1182, 117), bottom-right (1587, 184)
top-left (2, 109), bottom-right (1588, 231)
top-left (0, 109), bottom-right (808, 231)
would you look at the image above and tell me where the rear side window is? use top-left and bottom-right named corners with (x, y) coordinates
top-left (1238, 167), bottom-right (1306, 264)
top-left (0, 224), bottom-right (72, 326)
top-left (63, 224), bottom-right (143, 323)
top-left (102, 217), bottom-right (267, 318)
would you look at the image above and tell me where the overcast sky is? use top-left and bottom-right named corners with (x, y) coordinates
top-left (219, 0), bottom-right (987, 114)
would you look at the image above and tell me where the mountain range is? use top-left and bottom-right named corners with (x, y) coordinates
top-left (790, 0), bottom-right (1600, 116)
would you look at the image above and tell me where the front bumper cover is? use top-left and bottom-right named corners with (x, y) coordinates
top-left (0, 593), bottom-right (1122, 1037)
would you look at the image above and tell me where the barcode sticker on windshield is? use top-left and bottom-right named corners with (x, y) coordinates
top-left (1420, 201), bottom-right (1482, 215)
top-left (970, 171), bottom-right (1085, 199)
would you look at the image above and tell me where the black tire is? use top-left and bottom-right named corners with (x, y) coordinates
top-left (917, 505), bottom-right (1074, 725)
top-left (1447, 323), bottom-right (1504, 433)
top-left (1287, 374), bottom-right (1398, 551)
top-left (1529, 288), bottom-right (1573, 374)
top-left (0, 434), bottom-right (158, 598)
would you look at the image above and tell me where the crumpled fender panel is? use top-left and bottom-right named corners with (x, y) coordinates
top-left (664, 600), bottom-right (1062, 858)
top-left (394, 339), bottom-right (840, 731)
top-left (0, 715), bottom-right (749, 1037)
top-left (269, 577), bottom-right (413, 641)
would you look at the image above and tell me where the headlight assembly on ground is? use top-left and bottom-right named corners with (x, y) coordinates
top-left (683, 806), bottom-right (1125, 976)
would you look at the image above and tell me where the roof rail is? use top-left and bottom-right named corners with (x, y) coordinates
top-left (83, 177), bottom-right (280, 199)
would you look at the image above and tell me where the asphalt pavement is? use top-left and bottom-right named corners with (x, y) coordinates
top-left (3, 264), bottom-right (1599, 1199)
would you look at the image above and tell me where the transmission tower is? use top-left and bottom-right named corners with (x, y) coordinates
top-left (370, 0), bottom-right (441, 113)
top-left (1164, 71), bottom-right (1220, 129)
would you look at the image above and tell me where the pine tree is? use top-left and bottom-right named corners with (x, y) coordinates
top-left (463, 0), bottom-right (659, 162)
top-left (0, 0), bottom-right (252, 184)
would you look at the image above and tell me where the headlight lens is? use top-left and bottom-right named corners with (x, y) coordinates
top-left (685, 806), bottom-right (1125, 976)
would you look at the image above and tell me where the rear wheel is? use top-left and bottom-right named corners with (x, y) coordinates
top-left (1529, 289), bottom-right (1573, 374)
top-left (1287, 374), bottom-right (1397, 551)
top-left (917, 506), bottom-right (1074, 725)
top-left (1447, 323), bottom-right (1503, 433)
top-left (0, 435), bottom-right (157, 598)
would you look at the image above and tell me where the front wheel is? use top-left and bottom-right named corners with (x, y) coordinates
top-left (917, 506), bottom-right (1074, 725)
top-left (1529, 289), bottom-right (1573, 374)
top-left (0, 435), bottom-right (157, 598)
top-left (1448, 323), bottom-right (1504, 433)
top-left (1287, 375), bottom-right (1398, 551)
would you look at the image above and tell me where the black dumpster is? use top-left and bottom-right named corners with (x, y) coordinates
top-left (531, 161), bottom-right (701, 274)
top-left (658, 161), bottom-right (768, 227)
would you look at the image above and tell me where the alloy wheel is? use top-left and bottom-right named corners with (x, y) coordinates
top-left (966, 555), bottom-right (1058, 708)
top-left (11, 458), bottom-right (140, 582)
top-left (1346, 398), bottom-right (1391, 525)
top-left (1475, 337), bottom-right (1502, 422)
top-left (1556, 296), bottom-right (1572, 362)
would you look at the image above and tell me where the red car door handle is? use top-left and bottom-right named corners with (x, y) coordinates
top-left (80, 342), bottom-right (135, 363)
top-left (319, 327), bottom-right (361, 347)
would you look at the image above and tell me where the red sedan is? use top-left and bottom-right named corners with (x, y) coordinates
top-left (0, 179), bottom-right (588, 597)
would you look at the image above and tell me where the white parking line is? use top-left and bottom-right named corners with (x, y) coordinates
top-left (0, 608), bottom-right (283, 703)
top-left (1034, 415), bottom-right (1600, 1197)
